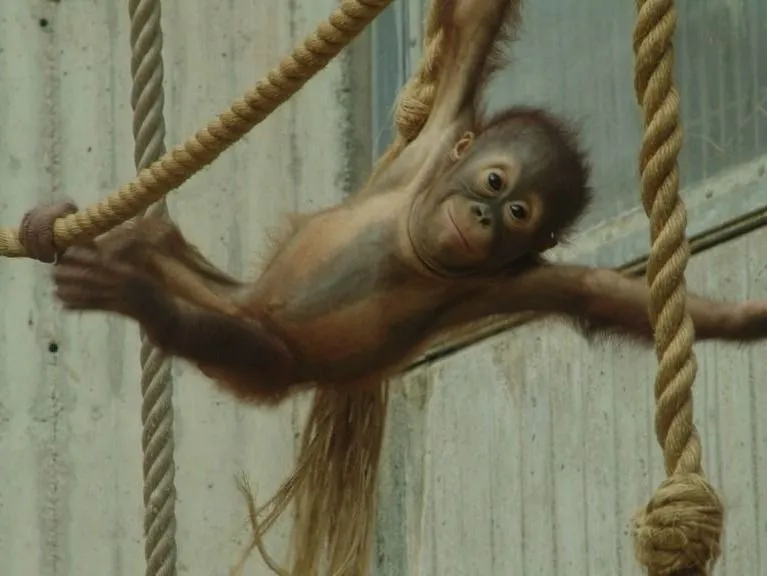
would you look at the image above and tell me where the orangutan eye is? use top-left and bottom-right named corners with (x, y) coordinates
top-left (487, 171), bottom-right (503, 191)
top-left (508, 201), bottom-right (530, 221)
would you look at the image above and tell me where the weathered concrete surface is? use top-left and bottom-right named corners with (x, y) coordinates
top-left (0, 1), bottom-right (368, 573)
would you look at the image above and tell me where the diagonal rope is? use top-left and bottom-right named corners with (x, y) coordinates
top-left (129, 1), bottom-right (178, 575)
top-left (0, 0), bottom-right (394, 258)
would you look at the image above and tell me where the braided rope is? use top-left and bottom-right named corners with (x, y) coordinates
top-left (393, 0), bottom-right (445, 142)
top-left (128, 1), bottom-right (178, 576)
top-left (0, 0), bottom-right (393, 258)
top-left (630, 1), bottom-right (723, 574)
top-left (366, 0), bottom-right (446, 184)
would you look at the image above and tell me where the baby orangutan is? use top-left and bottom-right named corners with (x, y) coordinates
top-left (20, 0), bottom-right (767, 407)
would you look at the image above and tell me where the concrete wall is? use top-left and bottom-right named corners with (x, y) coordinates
top-left (0, 0), bottom-right (369, 573)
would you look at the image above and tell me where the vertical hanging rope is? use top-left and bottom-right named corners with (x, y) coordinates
top-left (129, 1), bottom-right (178, 575)
top-left (630, 1), bottom-right (723, 575)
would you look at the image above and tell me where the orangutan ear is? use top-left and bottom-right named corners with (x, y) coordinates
top-left (540, 232), bottom-right (558, 251)
top-left (449, 131), bottom-right (475, 162)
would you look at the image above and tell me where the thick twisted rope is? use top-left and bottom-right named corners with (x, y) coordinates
top-left (630, 1), bottom-right (723, 574)
top-left (393, 0), bottom-right (444, 142)
top-left (367, 0), bottom-right (445, 183)
top-left (0, 0), bottom-right (393, 258)
top-left (128, 1), bottom-right (178, 576)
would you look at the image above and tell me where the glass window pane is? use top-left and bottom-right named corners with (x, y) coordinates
top-left (414, 0), bottom-right (767, 231)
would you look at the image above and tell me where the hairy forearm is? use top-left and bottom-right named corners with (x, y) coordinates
top-left (581, 269), bottom-right (765, 343)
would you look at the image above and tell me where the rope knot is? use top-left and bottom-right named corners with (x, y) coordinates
top-left (633, 473), bottom-right (723, 575)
